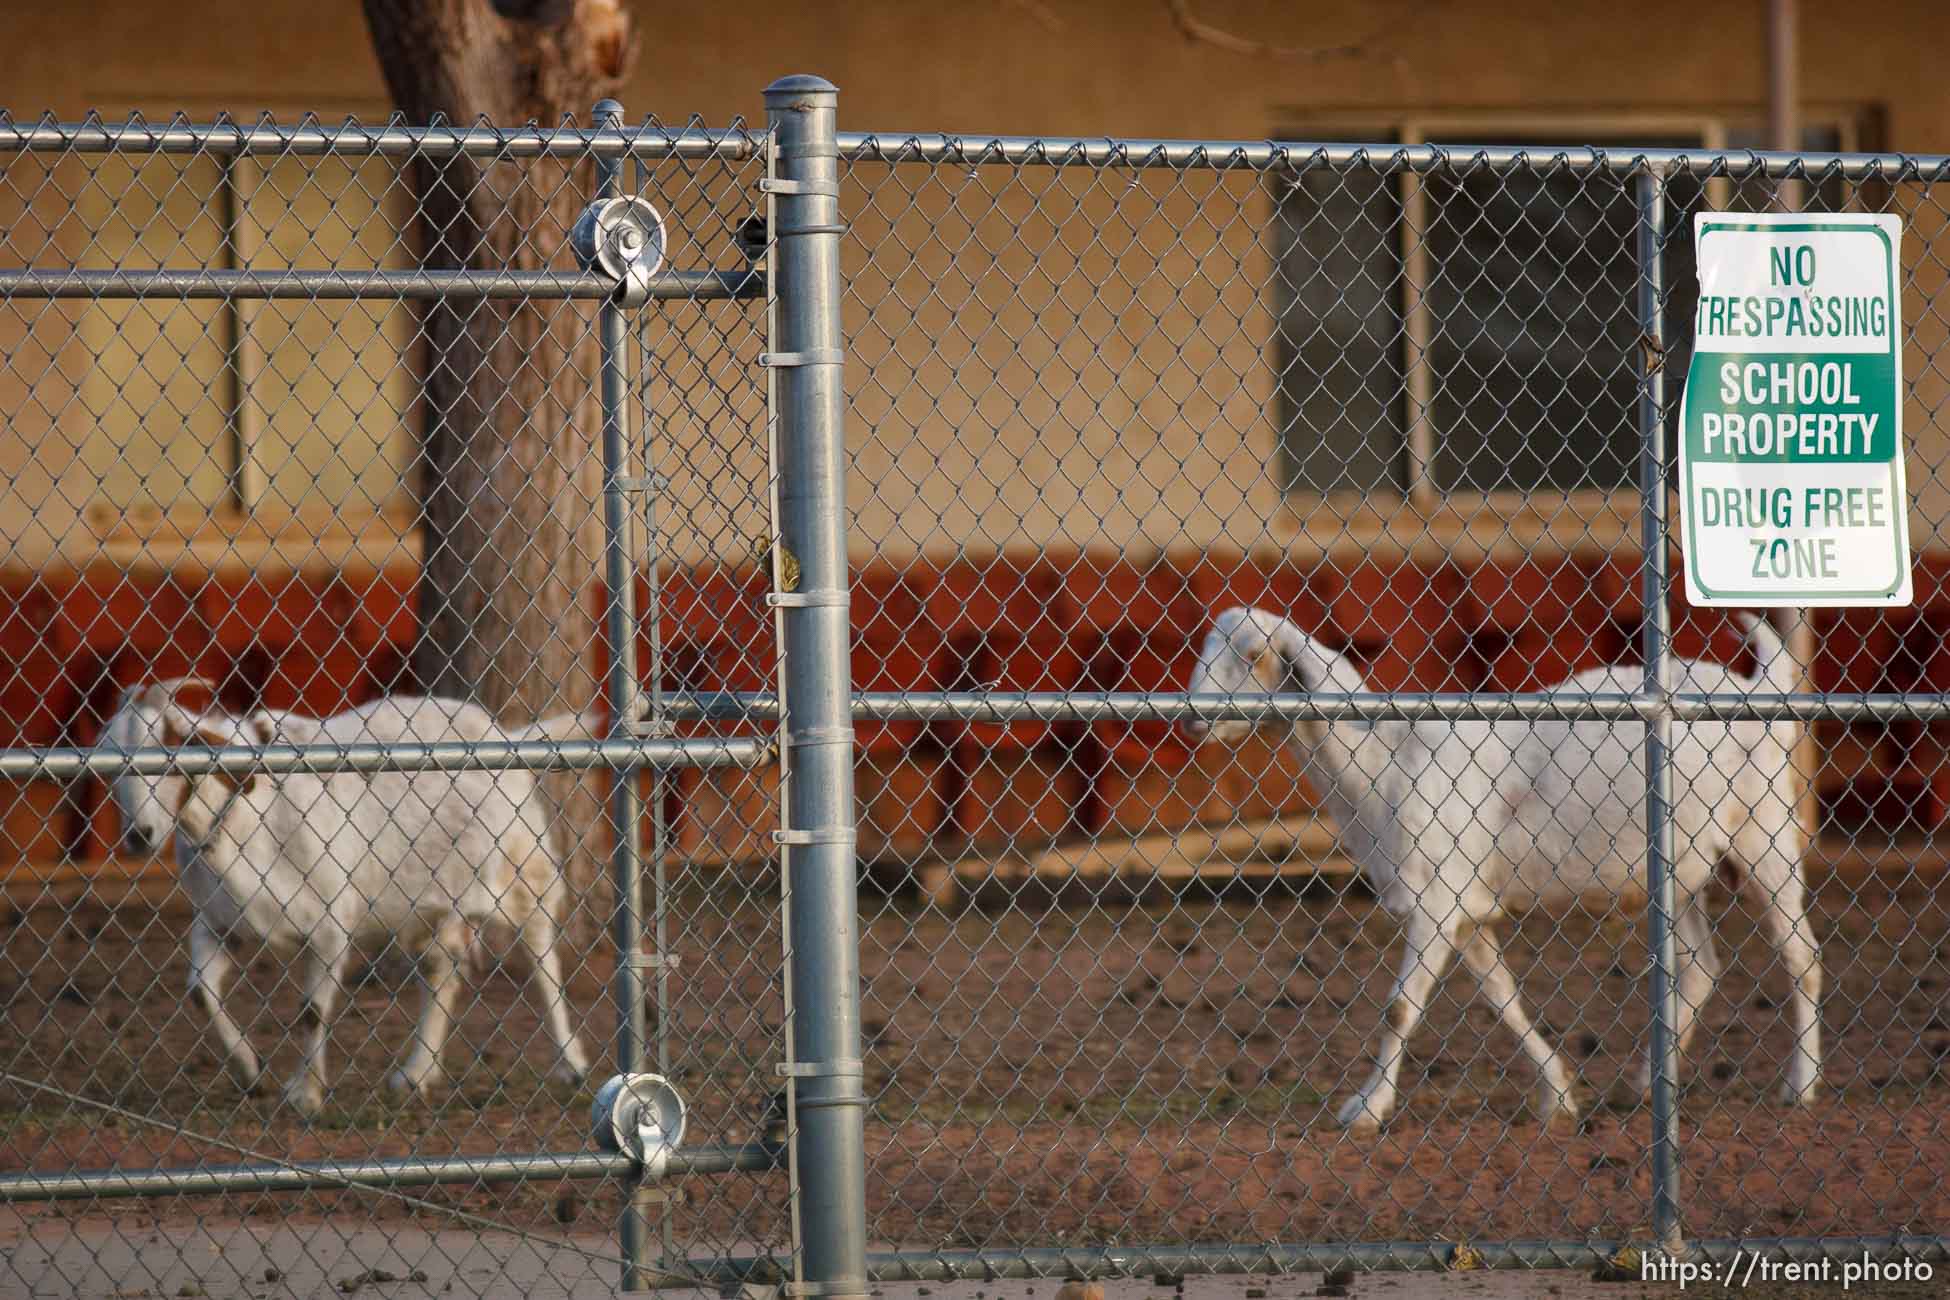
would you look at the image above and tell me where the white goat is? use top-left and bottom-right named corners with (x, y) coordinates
top-left (105, 681), bottom-right (595, 1115)
top-left (1185, 607), bottom-right (1820, 1132)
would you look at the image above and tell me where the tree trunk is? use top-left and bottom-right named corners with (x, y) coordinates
top-left (361, 0), bottom-right (637, 941)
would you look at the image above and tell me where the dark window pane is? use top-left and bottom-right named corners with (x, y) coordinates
top-left (1271, 159), bottom-right (1405, 494)
top-left (1420, 135), bottom-right (1704, 494)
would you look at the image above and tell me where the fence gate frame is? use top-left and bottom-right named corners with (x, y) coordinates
top-left (0, 75), bottom-right (873, 1299)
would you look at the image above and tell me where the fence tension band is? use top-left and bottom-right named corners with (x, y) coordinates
top-left (783, 725), bottom-right (855, 750)
top-left (758, 178), bottom-right (840, 197)
top-left (776, 1059), bottom-right (863, 1079)
top-left (776, 1058), bottom-right (870, 1112)
top-left (626, 952), bottom-right (682, 971)
top-left (773, 828), bottom-right (857, 846)
top-left (768, 589), bottom-right (849, 608)
top-left (759, 349), bottom-right (844, 368)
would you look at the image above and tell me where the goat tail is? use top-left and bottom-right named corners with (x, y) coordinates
top-left (1735, 612), bottom-right (1799, 695)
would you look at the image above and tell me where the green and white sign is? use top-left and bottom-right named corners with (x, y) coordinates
top-left (1678, 212), bottom-right (1911, 607)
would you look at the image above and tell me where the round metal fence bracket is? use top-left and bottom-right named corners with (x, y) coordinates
top-left (591, 1073), bottom-right (688, 1179)
top-left (570, 194), bottom-right (667, 307)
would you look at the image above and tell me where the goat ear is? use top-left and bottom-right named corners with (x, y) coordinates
top-left (1251, 640), bottom-right (1308, 693)
top-left (157, 704), bottom-right (229, 751)
top-left (232, 717), bottom-right (274, 797)
top-left (152, 676), bottom-right (218, 714)
top-left (156, 701), bottom-right (265, 799)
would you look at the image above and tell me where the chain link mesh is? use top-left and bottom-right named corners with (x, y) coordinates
top-left (5, 103), bottom-right (1950, 1296)
top-left (0, 111), bottom-right (790, 1296)
top-left (836, 140), bottom-right (1949, 1260)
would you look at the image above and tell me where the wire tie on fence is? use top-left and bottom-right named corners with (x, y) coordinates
top-left (775, 1058), bottom-right (864, 1079)
top-left (757, 177), bottom-right (839, 197)
top-left (772, 223), bottom-right (850, 238)
top-left (767, 588), bottom-right (849, 608)
top-left (773, 827), bottom-right (857, 846)
top-left (758, 349), bottom-right (844, 368)
top-left (1640, 331), bottom-right (1667, 375)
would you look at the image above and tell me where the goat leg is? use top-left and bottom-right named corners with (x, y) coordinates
top-left (283, 934), bottom-right (352, 1118)
top-left (1460, 923), bottom-right (1579, 1127)
top-left (388, 917), bottom-right (471, 1100)
top-left (188, 916), bottom-right (262, 1094)
top-left (1337, 908), bottom-right (1461, 1133)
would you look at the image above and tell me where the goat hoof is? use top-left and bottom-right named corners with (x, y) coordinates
top-left (1535, 1071), bottom-right (1581, 1125)
top-left (385, 1069), bottom-right (436, 1100)
top-left (1538, 1094), bottom-right (1582, 1131)
top-left (283, 1085), bottom-right (324, 1118)
top-left (1779, 1078), bottom-right (1819, 1107)
top-left (1334, 1095), bottom-right (1387, 1134)
top-left (550, 1060), bottom-right (590, 1089)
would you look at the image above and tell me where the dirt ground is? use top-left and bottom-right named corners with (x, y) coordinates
top-left (2, 1231), bottom-right (1945, 1299)
top-left (5, 870), bottom-right (1950, 1295)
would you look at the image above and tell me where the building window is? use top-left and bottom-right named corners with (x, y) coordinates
top-left (1272, 114), bottom-right (1876, 502)
top-left (4, 145), bottom-right (415, 532)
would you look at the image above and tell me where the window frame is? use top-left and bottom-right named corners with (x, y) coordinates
top-left (75, 94), bottom-right (413, 522)
top-left (1270, 106), bottom-right (1878, 531)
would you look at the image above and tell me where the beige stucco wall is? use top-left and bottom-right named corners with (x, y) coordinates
top-left (4, 0), bottom-right (1949, 569)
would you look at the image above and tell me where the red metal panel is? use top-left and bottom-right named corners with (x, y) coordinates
top-left (1466, 558), bottom-right (1611, 640)
top-left (199, 573), bottom-right (350, 653)
top-left (1328, 561), bottom-right (1473, 690)
top-left (1482, 626), bottom-right (1625, 692)
top-left (52, 575), bottom-right (196, 655)
top-left (923, 554), bottom-right (1073, 639)
top-left (261, 644), bottom-right (381, 716)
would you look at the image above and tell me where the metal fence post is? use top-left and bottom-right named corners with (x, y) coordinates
top-left (592, 96), bottom-right (654, 1292)
top-left (764, 74), bottom-right (870, 1300)
top-left (1635, 164), bottom-right (1683, 1253)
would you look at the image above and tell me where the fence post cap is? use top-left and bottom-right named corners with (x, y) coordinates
top-left (764, 75), bottom-right (839, 102)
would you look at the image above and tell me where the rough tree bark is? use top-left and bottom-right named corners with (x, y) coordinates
top-left (361, 0), bottom-right (638, 939)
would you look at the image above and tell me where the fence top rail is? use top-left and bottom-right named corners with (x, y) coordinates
top-left (836, 131), bottom-right (1950, 180)
top-left (674, 688), bottom-right (1950, 725)
top-left (0, 266), bottom-right (763, 303)
top-left (0, 734), bottom-right (774, 781)
top-left (0, 114), bottom-right (762, 159)
top-left (11, 116), bottom-right (1949, 178)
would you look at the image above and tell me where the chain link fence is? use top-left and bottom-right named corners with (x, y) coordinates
top-left (5, 75), bottom-right (1950, 1297)
top-left (822, 133), bottom-right (1950, 1274)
